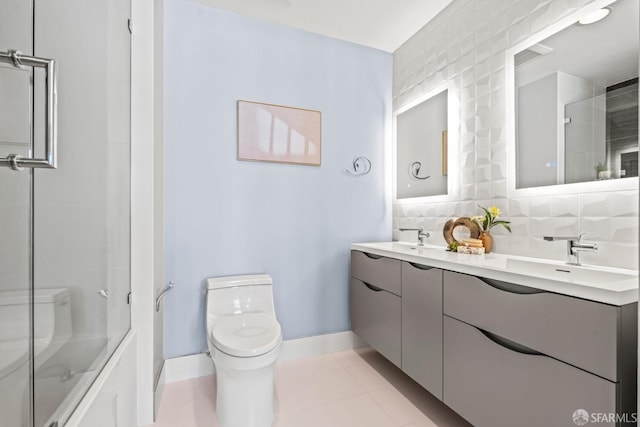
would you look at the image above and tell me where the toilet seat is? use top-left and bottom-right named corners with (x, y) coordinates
top-left (212, 312), bottom-right (282, 358)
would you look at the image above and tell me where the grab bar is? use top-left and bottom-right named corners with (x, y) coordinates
top-left (0, 49), bottom-right (57, 171)
top-left (156, 282), bottom-right (174, 312)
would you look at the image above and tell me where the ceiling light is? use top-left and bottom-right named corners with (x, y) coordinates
top-left (578, 7), bottom-right (611, 25)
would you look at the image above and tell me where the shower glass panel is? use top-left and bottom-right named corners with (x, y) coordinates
top-left (564, 94), bottom-right (607, 184)
top-left (0, 1), bottom-right (34, 426)
top-left (0, 0), bottom-right (131, 426)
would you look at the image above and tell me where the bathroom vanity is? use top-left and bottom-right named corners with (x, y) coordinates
top-left (350, 243), bottom-right (638, 427)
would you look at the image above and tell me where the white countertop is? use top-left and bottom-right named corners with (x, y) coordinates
top-left (351, 242), bottom-right (639, 306)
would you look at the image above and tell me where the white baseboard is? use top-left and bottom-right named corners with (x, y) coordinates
top-left (164, 352), bottom-right (216, 383)
top-left (163, 331), bottom-right (365, 384)
top-left (279, 330), bottom-right (366, 361)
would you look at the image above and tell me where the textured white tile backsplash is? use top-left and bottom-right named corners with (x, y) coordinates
top-left (393, 0), bottom-right (638, 269)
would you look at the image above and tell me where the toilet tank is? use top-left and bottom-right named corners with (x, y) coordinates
top-left (0, 288), bottom-right (72, 382)
top-left (0, 288), bottom-right (71, 344)
top-left (34, 289), bottom-right (72, 345)
top-left (206, 275), bottom-right (276, 327)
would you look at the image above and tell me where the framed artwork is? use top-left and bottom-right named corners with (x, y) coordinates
top-left (237, 100), bottom-right (322, 166)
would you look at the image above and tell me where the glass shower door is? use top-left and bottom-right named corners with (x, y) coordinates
top-left (0, 1), bottom-right (35, 426)
top-left (31, 1), bottom-right (132, 426)
top-left (1, 1), bottom-right (131, 426)
top-left (564, 93), bottom-right (607, 184)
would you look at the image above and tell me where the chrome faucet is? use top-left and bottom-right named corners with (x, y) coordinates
top-left (543, 234), bottom-right (598, 266)
top-left (399, 228), bottom-right (431, 246)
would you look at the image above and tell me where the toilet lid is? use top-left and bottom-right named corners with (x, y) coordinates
top-left (211, 313), bottom-right (282, 358)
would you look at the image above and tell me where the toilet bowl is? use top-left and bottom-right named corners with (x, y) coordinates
top-left (206, 274), bottom-right (282, 427)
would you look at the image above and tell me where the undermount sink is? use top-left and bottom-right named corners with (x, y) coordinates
top-left (487, 257), bottom-right (637, 286)
top-left (390, 242), bottom-right (442, 252)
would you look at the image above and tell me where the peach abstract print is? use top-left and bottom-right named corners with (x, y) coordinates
top-left (237, 100), bottom-right (322, 166)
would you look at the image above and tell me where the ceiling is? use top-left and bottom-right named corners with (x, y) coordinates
top-left (190, 0), bottom-right (454, 52)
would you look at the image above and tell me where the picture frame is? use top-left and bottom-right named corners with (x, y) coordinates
top-left (237, 100), bottom-right (322, 166)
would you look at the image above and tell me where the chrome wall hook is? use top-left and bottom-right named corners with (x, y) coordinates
top-left (346, 156), bottom-right (372, 176)
top-left (410, 161), bottom-right (430, 180)
top-left (156, 282), bottom-right (175, 312)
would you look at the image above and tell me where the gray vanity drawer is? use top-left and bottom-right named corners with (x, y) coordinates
top-left (443, 270), bottom-right (619, 381)
top-left (351, 250), bottom-right (401, 296)
top-left (350, 278), bottom-right (401, 367)
top-left (401, 262), bottom-right (442, 399)
top-left (443, 316), bottom-right (616, 427)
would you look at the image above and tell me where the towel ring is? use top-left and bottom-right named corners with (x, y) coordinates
top-left (410, 162), bottom-right (430, 180)
top-left (346, 156), bottom-right (372, 176)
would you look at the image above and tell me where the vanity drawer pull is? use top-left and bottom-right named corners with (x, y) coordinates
top-left (351, 251), bottom-right (402, 295)
top-left (477, 326), bottom-right (543, 356)
top-left (363, 252), bottom-right (383, 260)
top-left (477, 277), bottom-right (544, 295)
top-left (442, 315), bottom-right (618, 427)
top-left (362, 281), bottom-right (384, 292)
top-left (443, 270), bottom-right (622, 382)
top-left (408, 262), bottom-right (433, 271)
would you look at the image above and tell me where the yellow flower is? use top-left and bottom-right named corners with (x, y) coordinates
top-left (474, 204), bottom-right (511, 233)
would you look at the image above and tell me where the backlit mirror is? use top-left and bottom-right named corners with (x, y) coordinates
top-left (394, 84), bottom-right (456, 201)
top-left (509, 0), bottom-right (638, 192)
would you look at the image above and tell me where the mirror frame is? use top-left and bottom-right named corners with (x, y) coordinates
top-left (505, 0), bottom-right (638, 197)
top-left (393, 81), bottom-right (459, 203)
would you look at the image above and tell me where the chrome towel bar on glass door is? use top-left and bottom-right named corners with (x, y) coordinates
top-left (0, 49), bottom-right (58, 170)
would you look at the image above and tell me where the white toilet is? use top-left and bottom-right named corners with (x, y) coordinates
top-left (0, 288), bottom-right (72, 427)
top-left (206, 274), bottom-right (282, 427)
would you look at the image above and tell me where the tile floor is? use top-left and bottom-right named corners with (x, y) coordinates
top-left (147, 347), bottom-right (471, 427)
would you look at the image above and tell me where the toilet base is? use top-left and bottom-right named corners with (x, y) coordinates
top-left (215, 362), bottom-right (276, 427)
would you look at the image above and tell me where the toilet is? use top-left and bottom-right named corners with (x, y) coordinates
top-left (0, 288), bottom-right (72, 427)
top-left (206, 274), bottom-right (282, 427)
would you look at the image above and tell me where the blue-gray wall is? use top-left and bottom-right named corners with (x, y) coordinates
top-left (164, 0), bottom-right (392, 358)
